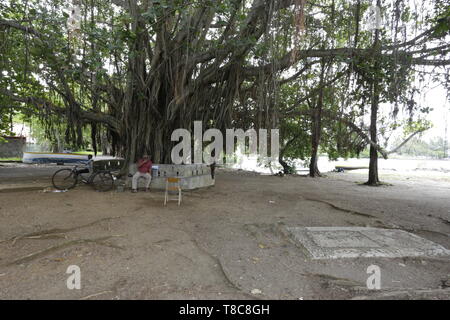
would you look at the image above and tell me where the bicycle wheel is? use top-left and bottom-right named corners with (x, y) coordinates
top-left (52, 169), bottom-right (78, 190)
top-left (91, 171), bottom-right (114, 192)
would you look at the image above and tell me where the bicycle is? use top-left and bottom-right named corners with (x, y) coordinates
top-left (52, 165), bottom-right (115, 192)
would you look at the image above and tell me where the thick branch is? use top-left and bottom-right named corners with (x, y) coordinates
top-left (0, 89), bottom-right (120, 131)
top-left (387, 128), bottom-right (427, 155)
top-left (286, 108), bottom-right (389, 159)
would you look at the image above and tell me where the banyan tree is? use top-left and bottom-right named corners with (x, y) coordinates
top-left (1, 0), bottom-right (449, 184)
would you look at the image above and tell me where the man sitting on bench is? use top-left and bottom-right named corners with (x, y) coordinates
top-left (132, 154), bottom-right (152, 193)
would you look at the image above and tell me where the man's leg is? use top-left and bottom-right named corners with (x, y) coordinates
top-left (144, 173), bottom-right (152, 191)
top-left (132, 172), bottom-right (141, 192)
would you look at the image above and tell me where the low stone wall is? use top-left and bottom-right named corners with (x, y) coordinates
top-left (127, 163), bottom-right (215, 190)
top-left (0, 136), bottom-right (26, 158)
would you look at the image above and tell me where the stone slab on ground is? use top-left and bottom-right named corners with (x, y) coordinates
top-left (285, 227), bottom-right (450, 259)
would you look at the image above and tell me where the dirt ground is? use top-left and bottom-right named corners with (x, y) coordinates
top-left (0, 163), bottom-right (449, 300)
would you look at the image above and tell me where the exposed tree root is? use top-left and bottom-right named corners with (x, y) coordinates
top-left (155, 226), bottom-right (260, 299)
top-left (0, 187), bottom-right (45, 193)
top-left (191, 238), bottom-right (262, 300)
top-left (403, 228), bottom-right (449, 238)
top-left (10, 234), bottom-right (68, 246)
top-left (19, 234), bottom-right (67, 240)
top-left (362, 181), bottom-right (393, 187)
top-left (302, 196), bottom-right (376, 219)
top-left (306, 272), bottom-right (364, 287)
top-left (299, 199), bottom-right (447, 236)
top-left (79, 290), bottom-right (114, 300)
top-left (351, 287), bottom-right (450, 300)
top-left (302, 197), bottom-right (449, 236)
top-left (301, 196), bottom-right (449, 235)
top-left (1, 216), bottom-right (122, 245)
top-left (439, 217), bottom-right (450, 226)
top-left (280, 262), bottom-right (364, 291)
top-left (279, 261), bottom-right (308, 276)
top-left (6, 235), bottom-right (123, 266)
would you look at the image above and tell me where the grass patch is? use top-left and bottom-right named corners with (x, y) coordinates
top-left (72, 151), bottom-right (103, 156)
top-left (0, 157), bottom-right (21, 161)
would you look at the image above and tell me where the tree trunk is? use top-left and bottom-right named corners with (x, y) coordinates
top-left (279, 156), bottom-right (291, 174)
top-left (279, 132), bottom-right (302, 174)
top-left (279, 140), bottom-right (293, 174)
top-left (309, 147), bottom-right (321, 177)
top-left (309, 60), bottom-right (326, 177)
top-left (367, 89), bottom-right (380, 185)
top-left (309, 104), bottom-right (322, 177)
top-left (366, 0), bottom-right (382, 186)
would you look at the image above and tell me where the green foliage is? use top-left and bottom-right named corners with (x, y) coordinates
top-left (0, 0), bottom-right (448, 165)
top-left (393, 136), bottom-right (448, 158)
top-left (431, 4), bottom-right (450, 38)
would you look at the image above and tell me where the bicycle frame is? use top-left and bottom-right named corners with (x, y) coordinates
top-left (70, 165), bottom-right (94, 185)
top-left (52, 162), bottom-right (115, 192)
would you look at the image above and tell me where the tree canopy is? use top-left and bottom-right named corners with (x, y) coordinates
top-left (1, 0), bottom-right (449, 182)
